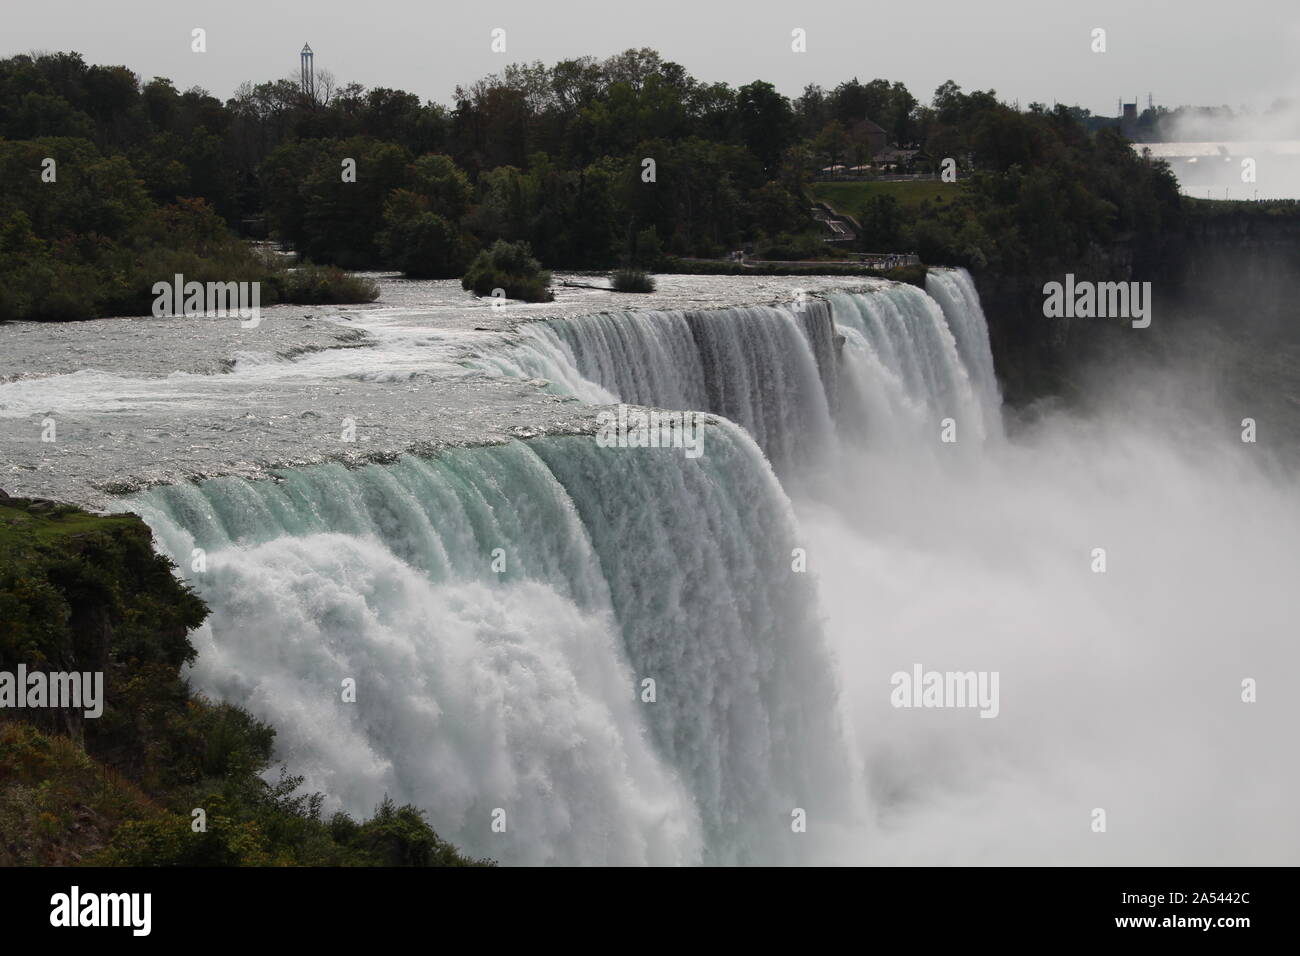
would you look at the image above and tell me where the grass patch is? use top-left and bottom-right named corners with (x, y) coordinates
top-left (812, 180), bottom-right (958, 216)
top-left (0, 499), bottom-right (140, 549)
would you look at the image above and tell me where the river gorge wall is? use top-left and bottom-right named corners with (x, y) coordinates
top-left (970, 210), bottom-right (1300, 408)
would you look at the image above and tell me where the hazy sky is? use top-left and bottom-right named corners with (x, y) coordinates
top-left (5, 0), bottom-right (1298, 116)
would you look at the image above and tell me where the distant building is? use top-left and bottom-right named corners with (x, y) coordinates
top-left (848, 117), bottom-right (888, 161)
top-left (1120, 102), bottom-right (1138, 138)
top-left (874, 146), bottom-right (918, 171)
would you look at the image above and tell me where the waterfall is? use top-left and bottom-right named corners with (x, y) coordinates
top-left (825, 270), bottom-right (1000, 449)
top-left (925, 268), bottom-right (1003, 437)
top-left (470, 269), bottom-right (998, 463)
top-left (470, 302), bottom-right (839, 470)
top-left (124, 268), bottom-right (1010, 865)
top-left (129, 420), bottom-right (856, 866)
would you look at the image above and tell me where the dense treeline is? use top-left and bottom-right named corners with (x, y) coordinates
top-left (2, 48), bottom-right (1186, 315)
top-left (899, 95), bottom-right (1185, 274)
top-left (0, 494), bottom-right (491, 865)
top-left (0, 138), bottom-right (376, 322)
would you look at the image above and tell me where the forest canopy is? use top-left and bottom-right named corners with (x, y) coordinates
top-left (1, 48), bottom-right (1185, 317)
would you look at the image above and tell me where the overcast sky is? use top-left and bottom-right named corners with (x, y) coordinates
top-left (6, 0), bottom-right (1298, 117)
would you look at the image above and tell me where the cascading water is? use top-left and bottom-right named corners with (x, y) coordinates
top-left (23, 259), bottom-right (1293, 866)
top-left (925, 268), bottom-right (1002, 436)
top-left (123, 266), bottom-right (1038, 865)
top-left (129, 420), bottom-right (857, 866)
top-left (826, 272), bottom-right (1000, 449)
top-left (470, 269), bottom-right (997, 466)
top-left (470, 301), bottom-right (841, 470)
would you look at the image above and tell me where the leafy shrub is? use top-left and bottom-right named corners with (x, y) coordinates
top-left (611, 268), bottom-right (655, 292)
top-left (268, 262), bottom-right (380, 305)
top-left (344, 797), bottom-right (493, 867)
top-left (461, 239), bottom-right (553, 302)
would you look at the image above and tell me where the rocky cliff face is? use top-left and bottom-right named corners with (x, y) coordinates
top-left (971, 209), bottom-right (1300, 408)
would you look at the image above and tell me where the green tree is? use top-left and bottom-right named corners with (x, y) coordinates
top-left (379, 190), bottom-right (468, 278)
top-left (461, 239), bottom-right (553, 301)
top-left (737, 81), bottom-right (796, 174)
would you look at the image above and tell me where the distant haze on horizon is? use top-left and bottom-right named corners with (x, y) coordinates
top-left (5, 0), bottom-right (1298, 117)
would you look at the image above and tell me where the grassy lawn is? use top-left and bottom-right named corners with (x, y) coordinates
top-left (0, 498), bottom-right (141, 551)
top-left (812, 179), bottom-right (959, 216)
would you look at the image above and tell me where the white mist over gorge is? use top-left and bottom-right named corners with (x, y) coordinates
top-left (1142, 98), bottom-right (1300, 200)
top-left (6, 269), bottom-right (1294, 865)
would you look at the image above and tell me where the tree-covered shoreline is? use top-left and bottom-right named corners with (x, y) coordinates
top-left (1, 46), bottom-right (1245, 320)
